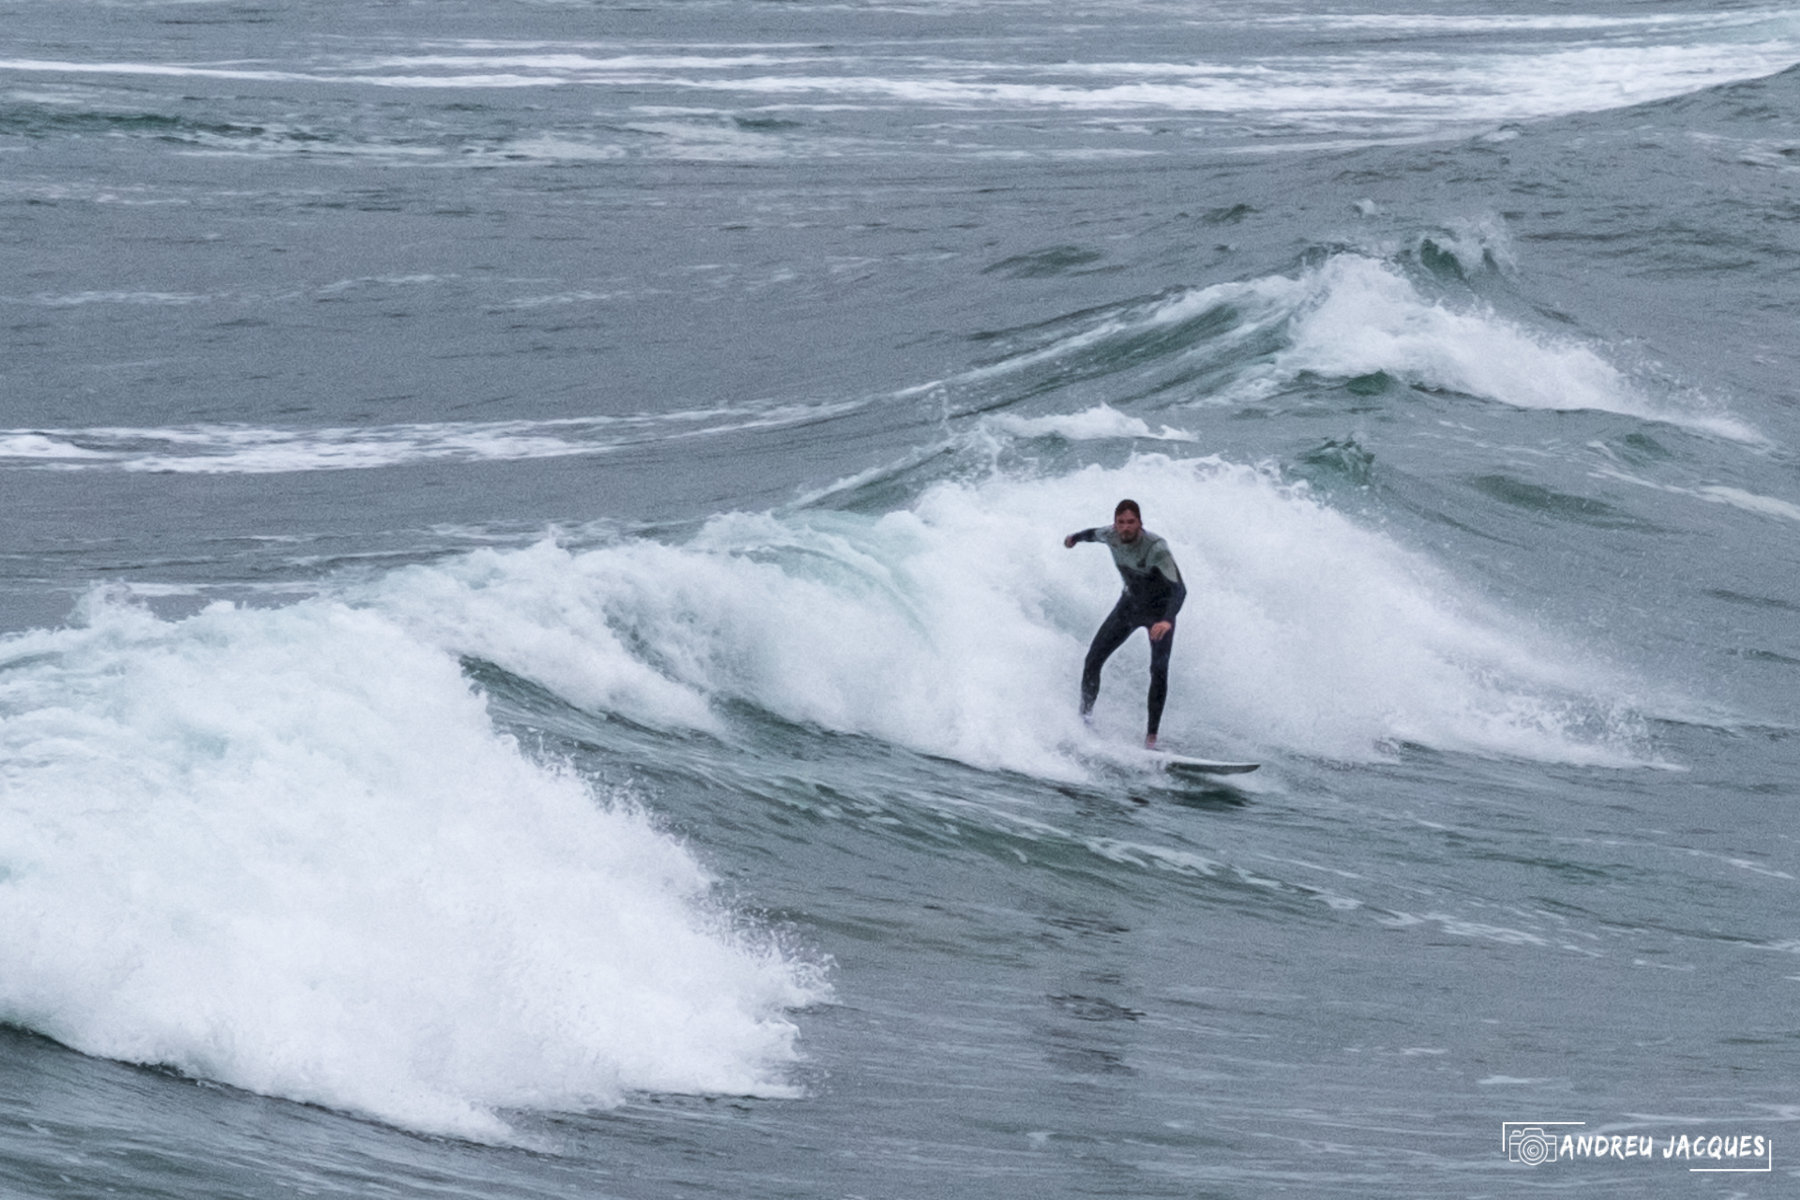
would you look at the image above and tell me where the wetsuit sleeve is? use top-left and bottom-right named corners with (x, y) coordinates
top-left (1162, 576), bottom-right (1187, 622)
top-left (1152, 545), bottom-right (1186, 621)
top-left (1066, 527), bottom-right (1102, 544)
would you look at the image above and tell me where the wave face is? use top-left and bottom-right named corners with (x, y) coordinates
top-left (0, 597), bottom-right (824, 1140)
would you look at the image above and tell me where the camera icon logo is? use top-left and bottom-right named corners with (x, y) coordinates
top-left (1507, 1126), bottom-right (1559, 1166)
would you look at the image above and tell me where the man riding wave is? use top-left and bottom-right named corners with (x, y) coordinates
top-left (1064, 499), bottom-right (1186, 749)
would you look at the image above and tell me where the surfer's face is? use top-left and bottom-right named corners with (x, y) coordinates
top-left (1113, 509), bottom-right (1142, 542)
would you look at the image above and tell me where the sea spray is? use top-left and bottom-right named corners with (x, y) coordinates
top-left (0, 594), bottom-right (826, 1140)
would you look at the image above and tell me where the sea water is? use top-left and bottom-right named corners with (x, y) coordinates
top-left (2, 0), bottom-right (1799, 1195)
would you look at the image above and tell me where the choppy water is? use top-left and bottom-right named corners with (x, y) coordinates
top-left (4, 0), bottom-right (1800, 1195)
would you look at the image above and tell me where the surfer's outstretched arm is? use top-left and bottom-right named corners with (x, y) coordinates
top-left (1063, 527), bottom-right (1101, 548)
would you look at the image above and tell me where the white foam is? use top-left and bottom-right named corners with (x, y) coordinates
top-left (1596, 467), bottom-right (1800, 524)
top-left (498, 134), bottom-right (627, 161)
top-left (0, 421), bottom-right (589, 473)
top-left (1253, 11), bottom-right (1784, 36)
top-left (0, 401), bottom-right (870, 474)
top-left (365, 541), bottom-right (723, 732)
top-left (364, 456), bottom-right (1651, 772)
top-left (1262, 255), bottom-right (1758, 440)
top-left (986, 405), bottom-right (1197, 443)
top-left (9, 18), bottom-right (1794, 143)
top-left (576, 36), bottom-right (1800, 141)
top-left (700, 38), bottom-right (1800, 131)
top-left (616, 121), bottom-right (795, 162)
top-left (32, 290), bottom-right (218, 306)
top-left (1415, 215), bottom-right (1518, 276)
top-left (0, 433), bottom-right (108, 461)
top-left (0, 596), bottom-right (824, 1140)
top-left (0, 59), bottom-right (316, 84)
top-left (1695, 486), bottom-right (1800, 522)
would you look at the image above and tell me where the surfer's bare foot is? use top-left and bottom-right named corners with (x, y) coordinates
top-left (1144, 734), bottom-right (1157, 750)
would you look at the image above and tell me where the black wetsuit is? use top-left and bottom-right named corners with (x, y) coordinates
top-left (1067, 526), bottom-right (1188, 738)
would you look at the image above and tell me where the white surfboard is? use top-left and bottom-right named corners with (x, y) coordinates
top-left (1154, 752), bottom-right (1259, 776)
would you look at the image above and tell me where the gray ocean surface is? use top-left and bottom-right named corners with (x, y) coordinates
top-left (3, 0), bottom-right (1800, 1195)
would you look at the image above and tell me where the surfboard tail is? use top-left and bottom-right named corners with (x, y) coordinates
top-left (1157, 753), bottom-right (1260, 776)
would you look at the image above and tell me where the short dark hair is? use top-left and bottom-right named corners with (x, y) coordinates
top-left (1114, 498), bottom-right (1141, 519)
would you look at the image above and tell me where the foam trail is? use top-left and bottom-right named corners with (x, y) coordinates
top-left (367, 454), bottom-right (1650, 772)
top-left (0, 596), bottom-right (824, 1140)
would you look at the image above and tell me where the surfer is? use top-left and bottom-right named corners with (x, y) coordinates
top-left (1064, 499), bottom-right (1187, 749)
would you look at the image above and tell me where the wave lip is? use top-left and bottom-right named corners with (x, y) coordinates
top-left (1264, 255), bottom-right (1759, 440)
top-left (0, 596), bottom-right (825, 1140)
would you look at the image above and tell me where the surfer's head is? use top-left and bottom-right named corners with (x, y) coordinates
top-left (1113, 499), bottom-right (1142, 542)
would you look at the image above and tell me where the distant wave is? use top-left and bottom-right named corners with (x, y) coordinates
top-left (957, 250), bottom-right (1759, 441)
top-left (1263, 255), bottom-right (1760, 440)
top-left (5, 9), bottom-right (1796, 152)
top-left (0, 400), bottom-right (865, 474)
